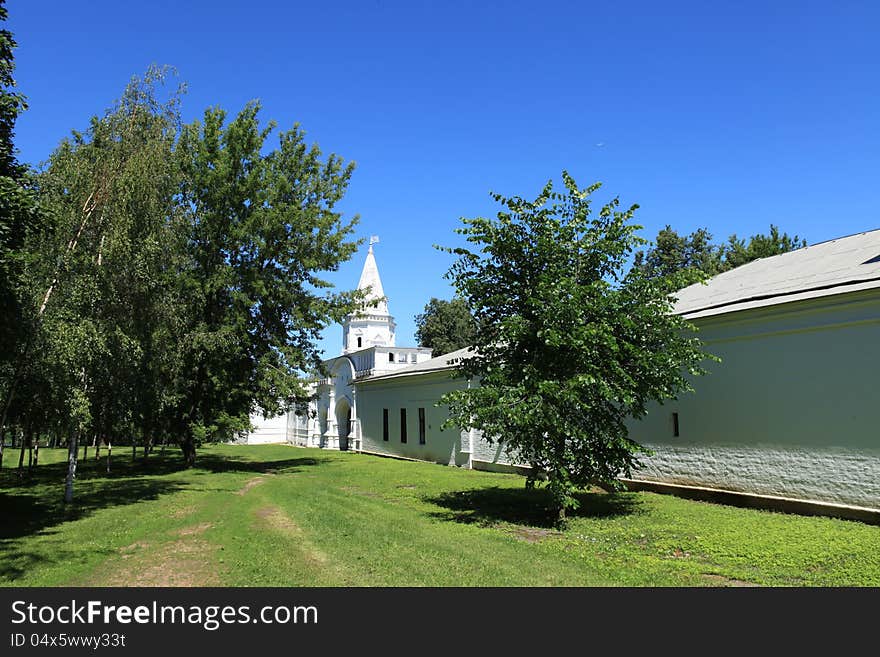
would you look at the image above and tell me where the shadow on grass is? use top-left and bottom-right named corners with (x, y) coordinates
top-left (0, 448), bottom-right (329, 579)
top-left (1, 450), bottom-right (330, 489)
top-left (0, 475), bottom-right (189, 582)
top-left (426, 485), bottom-right (644, 529)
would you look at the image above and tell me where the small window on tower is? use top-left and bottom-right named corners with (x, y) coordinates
top-left (389, 353), bottom-right (395, 363)
top-left (672, 412), bottom-right (680, 437)
top-left (357, 337), bottom-right (362, 348)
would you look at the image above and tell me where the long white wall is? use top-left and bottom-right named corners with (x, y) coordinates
top-left (351, 289), bottom-right (880, 511)
top-left (628, 289), bottom-right (880, 510)
top-left (355, 372), bottom-right (472, 466)
top-left (246, 410), bottom-right (288, 444)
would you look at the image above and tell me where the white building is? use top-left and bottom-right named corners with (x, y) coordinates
top-left (626, 229), bottom-right (880, 515)
top-left (250, 229), bottom-right (880, 518)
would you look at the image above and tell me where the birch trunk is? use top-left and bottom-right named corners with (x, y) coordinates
top-left (106, 440), bottom-right (112, 474)
top-left (0, 193), bottom-right (100, 442)
top-left (64, 428), bottom-right (79, 503)
top-left (17, 429), bottom-right (25, 473)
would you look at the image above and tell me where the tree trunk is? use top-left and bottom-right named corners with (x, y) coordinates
top-left (95, 436), bottom-right (101, 460)
top-left (17, 428), bottom-right (26, 474)
top-left (160, 435), bottom-right (167, 456)
top-left (33, 441), bottom-right (39, 468)
top-left (106, 439), bottom-right (112, 474)
top-left (181, 436), bottom-right (196, 468)
top-left (64, 428), bottom-right (79, 503)
top-left (0, 427), bottom-right (5, 469)
top-left (82, 439), bottom-right (88, 460)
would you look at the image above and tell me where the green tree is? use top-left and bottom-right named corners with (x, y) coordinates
top-left (632, 226), bottom-right (721, 286)
top-left (0, 0), bottom-right (35, 466)
top-left (415, 296), bottom-right (477, 356)
top-left (173, 103), bottom-right (362, 465)
top-left (635, 223), bottom-right (806, 289)
top-left (440, 173), bottom-right (712, 524)
top-left (722, 224), bottom-right (806, 270)
top-left (23, 67), bottom-right (183, 499)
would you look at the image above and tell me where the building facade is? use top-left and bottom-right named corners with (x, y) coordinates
top-left (249, 230), bottom-right (880, 516)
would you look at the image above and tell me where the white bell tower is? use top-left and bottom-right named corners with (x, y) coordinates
top-left (342, 237), bottom-right (396, 353)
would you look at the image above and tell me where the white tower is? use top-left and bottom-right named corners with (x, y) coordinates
top-left (342, 237), bottom-right (396, 353)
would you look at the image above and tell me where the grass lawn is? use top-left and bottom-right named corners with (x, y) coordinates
top-left (1, 444), bottom-right (878, 586)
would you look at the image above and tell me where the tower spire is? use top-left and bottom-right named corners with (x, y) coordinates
top-left (357, 236), bottom-right (387, 314)
top-left (342, 238), bottom-right (396, 353)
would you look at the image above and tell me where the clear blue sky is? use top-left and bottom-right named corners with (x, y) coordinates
top-left (8, 0), bottom-right (879, 356)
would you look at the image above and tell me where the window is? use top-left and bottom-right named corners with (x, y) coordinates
top-left (357, 337), bottom-right (362, 348)
top-left (389, 353), bottom-right (394, 362)
top-left (672, 412), bottom-right (680, 437)
top-left (400, 408), bottom-right (407, 443)
top-left (418, 408), bottom-right (426, 444)
top-left (382, 409), bottom-right (389, 441)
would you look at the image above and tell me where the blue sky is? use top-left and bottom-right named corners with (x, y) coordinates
top-left (8, 0), bottom-right (880, 356)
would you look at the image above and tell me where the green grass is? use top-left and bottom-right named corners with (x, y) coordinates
top-left (2, 444), bottom-right (879, 586)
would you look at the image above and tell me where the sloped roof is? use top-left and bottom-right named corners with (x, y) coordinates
top-left (359, 346), bottom-right (474, 382)
top-left (674, 228), bottom-right (880, 319)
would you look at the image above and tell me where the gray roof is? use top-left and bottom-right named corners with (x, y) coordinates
top-left (674, 228), bottom-right (880, 319)
top-left (359, 346), bottom-right (474, 383)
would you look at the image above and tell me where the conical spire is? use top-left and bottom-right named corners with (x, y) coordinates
top-left (343, 238), bottom-right (396, 353)
top-left (356, 240), bottom-right (388, 315)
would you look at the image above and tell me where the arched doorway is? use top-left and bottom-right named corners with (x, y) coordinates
top-left (336, 398), bottom-right (352, 451)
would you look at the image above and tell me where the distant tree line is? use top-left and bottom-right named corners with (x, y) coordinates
top-left (0, 6), bottom-right (361, 497)
top-left (633, 224), bottom-right (806, 288)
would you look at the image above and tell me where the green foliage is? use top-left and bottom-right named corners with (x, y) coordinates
top-left (634, 223), bottom-right (806, 288)
top-left (173, 102), bottom-right (361, 463)
top-left (3, 65), bottom-right (362, 473)
top-left (19, 66), bottom-right (183, 455)
top-left (722, 224), bottom-right (807, 270)
top-left (0, 0), bottom-right (26, 179)
top-left (439, 172), bottom-right (713, 523)
top-left (632, 226), bottom-right (720, 286)
top-left (0, 0), bottom-right (35, 418)
top-left (414, 296), bottom-right (478, 356)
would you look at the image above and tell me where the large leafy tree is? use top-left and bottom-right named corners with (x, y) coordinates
top-left (173, 103), bottom-right (361, 465)
top-left (440, 173), bottom-right (712, 523)
top-left (415, 296), bottom-right (477, 356)
top-left (0, 0), bottom-right (35, 464)
top-left (21, 67), bottom-right (183, 498)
